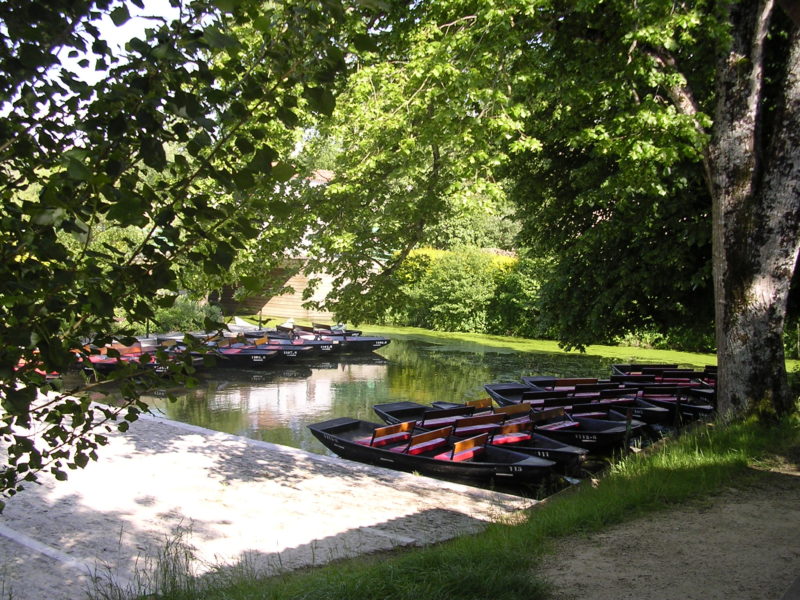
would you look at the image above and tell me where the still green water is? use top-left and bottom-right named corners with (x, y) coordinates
top-left (140, 331), bottom-right (668, 456)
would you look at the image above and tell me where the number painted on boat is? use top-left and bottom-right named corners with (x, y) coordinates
top-left (507, 466), bottom-right (524, 472)
top-left (320, 345), bottom-right (333, 351)
top-left (575, 434), bottom-right (597, 442)
top-left (251, 355), bottom-right (265, 362)
top-left (284, 350), bottom-right (298, 358)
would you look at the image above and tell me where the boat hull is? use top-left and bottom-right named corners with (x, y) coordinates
top-left (309, 417), bottom-right (555, 485)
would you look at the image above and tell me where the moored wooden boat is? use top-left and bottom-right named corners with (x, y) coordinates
top-left (372, 401), bottom-right (476, 427)
top-left (374, 402), bottom-right (588, 470)
top-left (308, 417), bottom-right (556, 484)
top-left (531, 408), bottom-right (647, 452)
top-left (484, 382), bottom-right (571, 406)
top-left (637, 386), bottom-right (715, 421)
top-left (488, 421), bottom-right (588, 470)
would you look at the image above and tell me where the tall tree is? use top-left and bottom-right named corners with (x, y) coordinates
top-left (296, 1), bottom-right (531, 322)
top-left (506, 0), bottom-right (798, 418)
top-left (319, 0), bottom-right (799, 417)
top-left (709, 1), bottom-right (799, 417)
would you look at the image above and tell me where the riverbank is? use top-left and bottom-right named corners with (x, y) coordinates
top-left (0, 411), bottom-right (533, 599)
top-left (131, 415), bottom-right (800, 600)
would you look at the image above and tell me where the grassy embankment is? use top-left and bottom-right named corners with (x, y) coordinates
top-left (132, 320), bottom-right (800, 600)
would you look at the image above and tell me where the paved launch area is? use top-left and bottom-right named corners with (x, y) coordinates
top-left (0, 413), bottom-right (534, 599)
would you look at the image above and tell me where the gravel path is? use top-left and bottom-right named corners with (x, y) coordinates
top-left (537, 455), bottom-right (800, 600)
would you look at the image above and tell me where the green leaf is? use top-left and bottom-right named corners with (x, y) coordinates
top-left (212, 0), bottom-right (242, 13)
top-left (110, 5), bottom-right (130, 26)
top-left (303, 87), bottom-right (336, 116)
top-left (67, 159), bottom-right (91, 181)
top-left (352, 34), bottom-right (378, 53)
top-left (235, 136), bottom-right (255, 154)
top-left (270, 162), bottom-right (294, 182)
top-left (276, 107), bottom-right (298, 128)
top-left (202, 27), bottom-right (239, 50)
top-left (140, 138), bottom-right (167, 170)
top-left (249, 146), bottom-right (277, 174)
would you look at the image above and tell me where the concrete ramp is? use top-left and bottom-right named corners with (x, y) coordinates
top-left (0, 414), bottom-right (534, 599)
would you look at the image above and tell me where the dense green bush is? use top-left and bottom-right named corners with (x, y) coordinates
top-left (486, 254), bottom-right (553, 339)
top-left (402, 247), bottom-right (498, 332)
top-left (617, 325), bottom-right (715, 353)
top-left (117, 296), bottom-right (223, 335)
top-left (376, 245), bottom-right (724, 354)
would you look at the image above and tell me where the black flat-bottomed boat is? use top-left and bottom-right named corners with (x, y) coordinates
top-left (309, 417), bottom-right (556, 484)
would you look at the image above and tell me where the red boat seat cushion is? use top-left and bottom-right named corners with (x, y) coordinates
top-left (388, 427), bottom-right (453, 455)
top-left (405, 437), bottom-right (449, 455)
top-left (434, 447), bottom-right (484, 462)
top-left (356, 421), bottom-right (415, 447)
top-left (491, 432), bottom-right (531, 445)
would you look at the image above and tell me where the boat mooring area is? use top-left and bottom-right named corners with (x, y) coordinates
top-left (0, 413), bottom-right (535, 599)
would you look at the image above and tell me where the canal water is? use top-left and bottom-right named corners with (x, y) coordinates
top-left (140, 331), bottom-right (633, 457)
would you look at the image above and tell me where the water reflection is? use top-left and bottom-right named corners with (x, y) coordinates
top-left (141, 333), bottom-right (689, 456)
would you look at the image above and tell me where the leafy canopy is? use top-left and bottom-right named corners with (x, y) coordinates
top-left (0, 0), bottom-right (376, 498)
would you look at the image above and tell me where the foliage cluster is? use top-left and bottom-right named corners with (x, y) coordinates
top-left (377, 247), bottom-right (544, 336)
top-left (0, 0), bottom-right (378, 496)
top-left (114, 297), bottom-right (223, 336)
top-left (368, 246), bottom-right (717, 351)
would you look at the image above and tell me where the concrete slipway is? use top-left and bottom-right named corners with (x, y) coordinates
top-left (0, 412), bottom-right (535, 600)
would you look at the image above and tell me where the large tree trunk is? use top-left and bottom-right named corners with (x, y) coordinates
top-left (710, 0), bottom-right (800, 419)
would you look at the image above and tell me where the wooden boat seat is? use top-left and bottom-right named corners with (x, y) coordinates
top-left (490, 422), bottom-right (532, 445)
top-left (572, 411), bottom-right (607, 419)
top-left (550, 378), bottom-right (598, 391)
top-left (494, 403), bottom-right (532, 417)
top-left (521, 389), bottom-right (569, 400)
top-left (452, 414), bottom-right (504, 437)
top-left (421, 407), bottom-right (474, 428)
top-left (435, 433), bottom-right (489, 462)
top-left (466, 397), bottom-right (493, 410)
top-left (530, 406), bottom-right (567, 422)
top-left (391, 427), bottom-right (453, 455)
top-left (356, 421), bottom-right (415, 448)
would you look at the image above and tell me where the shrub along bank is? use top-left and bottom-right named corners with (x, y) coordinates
top-left (375, 247), bottom-right (717, 352)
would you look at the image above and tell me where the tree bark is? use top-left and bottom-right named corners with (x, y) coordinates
top-left (710, 0), bottom-right (800, 418)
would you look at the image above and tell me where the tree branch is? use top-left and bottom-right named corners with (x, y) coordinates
top-left (642, 46), bottom-right (714, 198)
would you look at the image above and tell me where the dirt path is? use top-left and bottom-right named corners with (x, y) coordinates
top-left (537, 454), bottom-right (800, 600)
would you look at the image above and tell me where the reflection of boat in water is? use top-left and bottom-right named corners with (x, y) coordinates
top-left (208, 366), bottom-right (315, 383)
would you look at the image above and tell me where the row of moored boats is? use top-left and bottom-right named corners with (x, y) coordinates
top-left (83, 322), bottom-right (391, 375)
top-left (309, 364), bottom-right (717, 486)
